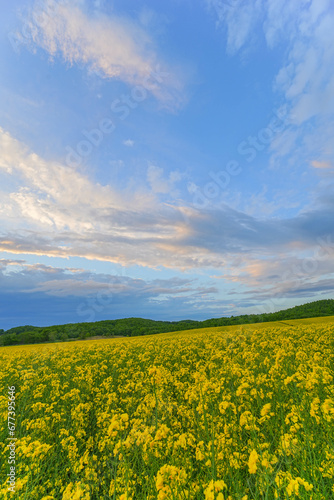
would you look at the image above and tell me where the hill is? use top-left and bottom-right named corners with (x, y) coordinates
top-left (0, 298), bottom-right (333, 346)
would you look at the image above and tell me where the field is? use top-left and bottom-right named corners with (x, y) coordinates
top-left (1, 318), bottom-right (334, 499)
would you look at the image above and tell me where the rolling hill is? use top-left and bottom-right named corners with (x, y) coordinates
top-left (0, 298), bottom-right (333, 346)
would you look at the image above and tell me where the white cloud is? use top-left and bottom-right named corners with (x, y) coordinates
top-left (0, 128), bottom-right (195, 268)
top-left (207, 0), bottom-right (334, 122)
top-left (146, 164), bottom-right (182, 194)
top-left (1, 127), bottom-right (333, 279)
top-left (123, 139), bottom-right (134, 147)
top-left (207, 0), bottom-right (334, 186)
top-left (206, 0), bottom-right (264, 54)
top-left (24, 0), bottom-right (184, 106)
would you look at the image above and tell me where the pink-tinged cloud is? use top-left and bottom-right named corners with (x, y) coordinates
top-left (25, 0), bottom-right (185, 108)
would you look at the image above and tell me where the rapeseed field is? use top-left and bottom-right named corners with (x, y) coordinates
top-left (1, 319), bottom-right (334, 499)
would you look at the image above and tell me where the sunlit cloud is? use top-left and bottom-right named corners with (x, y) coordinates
top-left (312, 160), bottom-right (332, 169)
top-left (23, 0), bottom-right (185, 107)
top-left (1, 126), bottom-right (334, 277)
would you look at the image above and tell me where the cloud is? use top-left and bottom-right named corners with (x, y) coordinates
top-left (0, 259), bottom-right (218, 328)
top-left (207, 0), bottom-right (334, 118)
top-left (274, 5), bottom-right (334, 124)
top-left (146, 164), bottom-right (182, 195)
top-left (123, 139), bottom-right (134, 147)
top-left (24, 272), bottom-right (209, 299)
top-left (206, 0), bottom-right (263, 55)
top-left (207, 0), bottom-right (334, 169)
top-left (312, 160), bottom-right (332, 169)
top-left (0, 127), bottom-right (193, 268)
top-left (3, 254), bottom-right (331, 329)
top-left (1, 122), bottom-right (333, 325)
top-left (1, 128), bottom-right (334, 284)
top-left (23, 0), bottom-right (184, 106)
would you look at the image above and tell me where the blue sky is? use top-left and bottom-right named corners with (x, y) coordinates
top-left (0, 0), bottom-right (333, 330)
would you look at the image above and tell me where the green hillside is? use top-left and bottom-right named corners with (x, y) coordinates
top-left (0, 299), bottom-right (333, 346)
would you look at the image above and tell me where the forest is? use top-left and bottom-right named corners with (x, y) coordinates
top-left (0, 299), bottom-right (333, 346)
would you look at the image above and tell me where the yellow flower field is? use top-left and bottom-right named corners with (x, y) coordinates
top-left (1, 319), bottom-right (334, 499)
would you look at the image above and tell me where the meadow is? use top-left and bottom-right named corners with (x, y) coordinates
top-left (1, 318), bottom-right (334, 499)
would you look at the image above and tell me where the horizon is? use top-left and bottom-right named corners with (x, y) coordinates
top-left (2, 298), bottom-right (332, 332)
top-left (1, 1), bottom-right (334, 330)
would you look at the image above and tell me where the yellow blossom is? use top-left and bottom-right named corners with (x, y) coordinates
top-left (248, 449), bottom-right (258, 474)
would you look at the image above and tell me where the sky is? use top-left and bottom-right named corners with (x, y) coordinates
top-left (0, 0), bottom-right (333, 330)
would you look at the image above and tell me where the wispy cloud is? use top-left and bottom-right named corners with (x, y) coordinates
top-left (1, 128), bottom-right (333, 284)
top-left (206, 0), bottom-right (263, 55)
top-left (312, 160), bottom-right (332, 169)
top-left (207, 0), bottom-right (334, 170)
top-left (0, 127), bottom-right (192, 267)
top-left (207, 0), bottom-right (334, 119)
top-left (23, 0), bottom-right (184, 106)
top-left (271, 0), bottom-right (334, 124)
top-left (146, 164), bottom-right (183, 195)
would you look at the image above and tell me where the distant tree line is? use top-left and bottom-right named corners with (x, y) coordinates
top-left (0, 299), bottom-right (333, 346)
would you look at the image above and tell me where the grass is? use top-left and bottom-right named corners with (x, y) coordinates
top-left (1, 317), bottom-right (334, 499)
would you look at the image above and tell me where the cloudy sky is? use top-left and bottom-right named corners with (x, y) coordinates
top-left (0, 0), bottom-right (333, 329)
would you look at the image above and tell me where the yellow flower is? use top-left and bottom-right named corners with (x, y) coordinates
top-left (156, 474), bottom-right (164, 491)
top-left (286, 477), bottom-right (313, 496)
top-left (248, 449), bottom-right (258, 474)
top-left (240, 410), bottom-right (257, 430)
top-left (260, 403), bottom-right (271, 417)
top-left (155, 464), bottom-right (187, 499)
top-left (219, 401), bottom-right (230, 414)
top-left (62, 482), bottom-right (90, 500)
top-left (155, 424), bottom-right (170, 440)
top-left (204, 479), bottom-right (227, 500)
top-left (286, 479), bottom-right (299, 496)
top-left (322, 398), bottom-right (334, 421)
